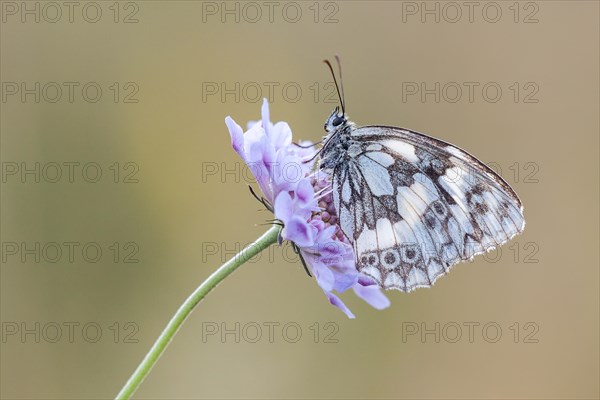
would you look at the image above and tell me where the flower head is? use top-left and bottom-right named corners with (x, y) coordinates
top-left (225, 99), bottom-right (390, 318)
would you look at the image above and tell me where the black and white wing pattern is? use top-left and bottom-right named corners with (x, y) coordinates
top-left (332, 126), bottom-right (525, 292)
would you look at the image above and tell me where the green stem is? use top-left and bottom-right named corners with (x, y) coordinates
top-left (115, 224), bottom-right (281, 400)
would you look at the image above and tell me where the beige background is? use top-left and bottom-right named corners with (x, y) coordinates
top-left (1, 1), bottom-right (598, 399)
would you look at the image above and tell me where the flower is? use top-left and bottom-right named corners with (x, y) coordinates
top-left (225, 99), bottom-right (390, 318)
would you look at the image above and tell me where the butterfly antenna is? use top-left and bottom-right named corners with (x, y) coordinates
top-left (334, 54), bottom-right (346, 114)
top-left (323, 58), bottom-right (345, 114)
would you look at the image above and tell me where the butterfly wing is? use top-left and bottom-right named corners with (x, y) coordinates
top-left (331, 126), bottom-right (525, 292)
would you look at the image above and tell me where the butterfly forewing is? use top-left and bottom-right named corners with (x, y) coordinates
top-left (331, 126), bottom-right (525, 292)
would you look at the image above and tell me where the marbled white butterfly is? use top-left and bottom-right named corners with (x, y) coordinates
top-left (318, 56), bottom-right (525, 291)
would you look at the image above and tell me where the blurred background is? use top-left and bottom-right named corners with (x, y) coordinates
top-left (1, 1), bottom-right (598, 399)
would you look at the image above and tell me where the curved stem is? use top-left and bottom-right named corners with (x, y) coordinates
top-left (115, 225), bottom-right (282, 400)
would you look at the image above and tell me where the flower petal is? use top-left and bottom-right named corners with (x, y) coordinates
top-left (272, 151), bottom-right (300, 194)
top-left (283, 215), bottom-right (315, 247)
top-left (353, 277), bottom-right (391, 310)
top-left (271, 121), bottom-right (293, 149)
top-left (274, 191), bottom-right (293, 224)
top-left (327, 292), bottom-right (355, 319)
top-left (243, 123), bottom-right (267, 164)
top-left (295, 179), bottom-right (315, 207)
top-left (261, 98), bottom-right (271, 136)
top-left (331, 268), bottom-right (358, 293)
top-left (225, 116), bottom-right (245, 159)
top-left (313, 262), bottom-right (335, 292)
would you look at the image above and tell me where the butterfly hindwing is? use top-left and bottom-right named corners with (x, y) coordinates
top-left (332, 126), bottom-right (525, 292)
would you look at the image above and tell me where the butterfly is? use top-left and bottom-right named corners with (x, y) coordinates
top-left (317, 56), bottom-right (525, 292)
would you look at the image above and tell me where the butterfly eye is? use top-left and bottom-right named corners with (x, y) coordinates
top-left (332, 115), bottom-right (344, 127)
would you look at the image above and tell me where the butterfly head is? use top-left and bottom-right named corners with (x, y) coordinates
top-left (324, 106), bottom-right (349, 134)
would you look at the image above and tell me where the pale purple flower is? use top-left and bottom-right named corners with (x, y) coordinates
top-left (225, 99), bottom-right (390, 318)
